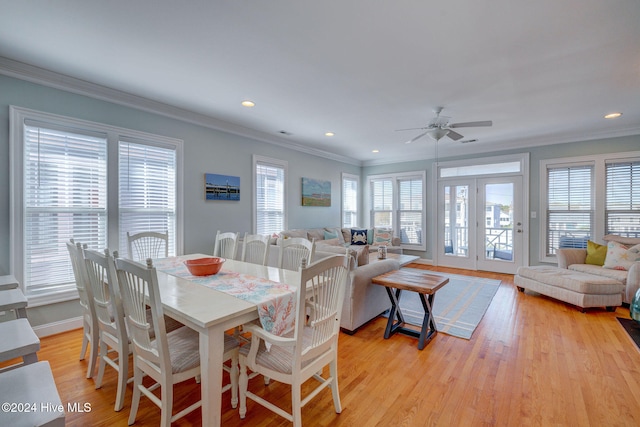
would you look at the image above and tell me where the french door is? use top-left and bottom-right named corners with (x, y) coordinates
top-left (437, 175), bottom-right (524, 274)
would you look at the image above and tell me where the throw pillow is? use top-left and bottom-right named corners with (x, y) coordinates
top-left (373, 228), bottom-right (393, 246)
top-left (350, 228), bottom-right (368, 245)
top-left (603, 241), bottom-right (640, 271)
top-left (324, 227), bottom-right (345, 244)
top-left (585, 240), bottom-right (607, 266)
top-left (367, 229), bottom-right (374, 245)
top-left (323, 230), bottom-right (338, 240)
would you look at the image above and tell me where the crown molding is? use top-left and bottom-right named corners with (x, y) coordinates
top-left (0, 56), bottom-right (362, 167)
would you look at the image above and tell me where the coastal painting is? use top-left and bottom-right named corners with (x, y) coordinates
top-left (301, 177), bottom-right (331, 206)
top-left (205, 173), bottom-right (240, 201)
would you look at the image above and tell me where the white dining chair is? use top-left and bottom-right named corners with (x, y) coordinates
top-left (238, 255), bottom-right (350, 426)
top-left (240, 233), bottom-right (270, 266)
top-left (213, 230), bottom-right (239, 260)
top-left (114, 256), bottom-right (240, 427)
top-left (83, 248), bottom-right (130, 412)
top-left (277, 237), bottom-right (315, 271)
top-left (126, 231), bottom-right (169, 261)
top-left (66, 239), bottom-right (99, 379)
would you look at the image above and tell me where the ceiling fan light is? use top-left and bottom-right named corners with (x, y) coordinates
top-left (428, 128), bottom-right (449, 141)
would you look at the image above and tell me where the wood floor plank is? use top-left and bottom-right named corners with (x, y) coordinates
top-left (17, 265), bottom-right (640, 426)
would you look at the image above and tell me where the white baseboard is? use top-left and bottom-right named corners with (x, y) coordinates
top-left (32, 316), bottom-right (83, 338)
top-left (412, 258), bottom-right (433, 265)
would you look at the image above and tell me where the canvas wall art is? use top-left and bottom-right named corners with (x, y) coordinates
top-left (205, 173), bottom-right (240, 201)
top-left (301, 177), bottom-right (331, 206)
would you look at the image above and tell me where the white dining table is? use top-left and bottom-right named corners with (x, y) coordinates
top-left (153, 254), bottom-right (301, 427)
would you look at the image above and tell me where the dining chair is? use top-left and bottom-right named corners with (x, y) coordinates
top-left (238, 255), bottom-right (350, 427)
top-left (213, 230), bottom-right (239, 260)
top-left (66, 239), bottom-right (99, 379)
top-left (83, 247), bottom-right (130, 412)
top-left (277, 237), bottom-right (315, 271)
top-left (240, 233), bottom-right (270, 266)
top-left (114, 256), bottom-right (240, 427)
top-left (126, 231), bottom-right (169, 261)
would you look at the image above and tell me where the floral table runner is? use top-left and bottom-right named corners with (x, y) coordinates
top-left (153, 256), bottom-right (296, 336)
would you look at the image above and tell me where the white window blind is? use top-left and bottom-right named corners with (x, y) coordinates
top-left (398, 178), bottom-right (423, 244)
top-left (23, 123), bottom-right (108, 294)
top-left (371, 178), bottom-right (393, 228)
top-left (255, 159), bottom-right (286, 235)
top-left (606, 161), bottom-right (640, 238)
top-left (118, 140), bottom-right (177, 256)
top-left (342, 174), bottom-right (358, 228)
top-left (546, 165), bottom-right (593, 255)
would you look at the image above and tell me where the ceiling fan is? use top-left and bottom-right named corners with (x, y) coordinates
top-left (398, 107), bottom-right (492, 144)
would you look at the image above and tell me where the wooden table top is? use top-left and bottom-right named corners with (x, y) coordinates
top-left (372, 269), bottom-right (449, 294)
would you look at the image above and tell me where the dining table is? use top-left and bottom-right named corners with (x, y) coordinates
top-left (152, 254), bottom-right (302, 427)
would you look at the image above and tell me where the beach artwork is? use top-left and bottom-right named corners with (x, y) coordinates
top-left (205, 173), bottom-right (240, 201)
top-left (301, 177), bottom-right (331, 206)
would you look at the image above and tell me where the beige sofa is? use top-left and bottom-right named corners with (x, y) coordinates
top-left (556, 234), bottom-right (640, 304)
top-left (276, 227), bottom-right (402, 253)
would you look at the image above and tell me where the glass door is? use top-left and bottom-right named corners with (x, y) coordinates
top-left (438, 180), bottom-right (477, 270)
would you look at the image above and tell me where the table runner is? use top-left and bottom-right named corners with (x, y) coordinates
top-left (153, 256), bottom-right (296, 336)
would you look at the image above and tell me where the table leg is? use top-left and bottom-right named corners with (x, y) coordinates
top-left (383, 287), bottom-right (406, 339)
top-left (418, 293), bottom-right (438, 350)
top-left (200, 325), bottom-right (225, 427)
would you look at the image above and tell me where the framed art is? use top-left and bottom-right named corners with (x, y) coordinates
top-left (301, 177), bottom-right (331, 206)
top-left (205, 173), bottom-right (240, 201)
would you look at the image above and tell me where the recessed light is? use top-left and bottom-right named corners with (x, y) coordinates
top-left (325, 132), bottom-right (335, 137)
top-left (604, 112), bottom-right (622, 119)
top-left (372, 149), bottom-right (379, 153)
top-left (241, 100), bottom-right (255, 107)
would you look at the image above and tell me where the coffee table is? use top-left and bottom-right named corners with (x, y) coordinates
top-left (372, 269), bottom-right (448, 350)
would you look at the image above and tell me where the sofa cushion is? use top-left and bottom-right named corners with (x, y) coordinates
top-left (306, 228), bottom-right (326, 242)
top-left (568, 264), bottom-right (628, 286)
top-left (603, 241), bottom-right (640, 271)
top-left (280, 229), bottom-right (308, 239)
top-left (603, 234), bottom-right (640, 245)
top-left (373, 228), bottom-right (393, 246)
top-left (585, 240), bottom-right (607, 266)
top-left (350, 228), bottom-right (368, 245)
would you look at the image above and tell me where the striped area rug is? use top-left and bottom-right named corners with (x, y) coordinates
top-left (393, 270), bottom-right (501, 339)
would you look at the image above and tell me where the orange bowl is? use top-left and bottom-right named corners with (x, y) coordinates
top-left (184, 257), bottom-right (225, 276)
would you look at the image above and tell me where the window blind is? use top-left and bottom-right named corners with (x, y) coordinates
top-left (118, 140), bottom-right (177, 256)
top-left (546, 165), bottom-right (593, 255)
top-left (398, 178), bottom-right (423, 244)
top-left (24, 124), bottom-right (108, 293)
top-left (371, 178), bottom-right (393, 228)
top-left (606, 161), bottom-right (640, 237)
top-left (342, 175), bottom-right (358, 228)
top-left (255, 161), bottom-right (285, 235)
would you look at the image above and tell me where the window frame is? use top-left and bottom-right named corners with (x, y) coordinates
top-left (341, 172), bottom-right (359, 228)
top-left (367, 170), bottom-right (426, 251)
top-left (253, 155), bottom-right (288, 235)
top-left (539, 151), bottom-right (640, 263)
top-left (10, 106), bottom-right (183, 306)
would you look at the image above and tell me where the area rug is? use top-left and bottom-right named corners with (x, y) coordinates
top-left (617, 317), bottom-right (640, 350)
top-left (387, 270), bottom-right (501, 340)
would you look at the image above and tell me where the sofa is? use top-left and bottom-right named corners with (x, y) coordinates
top-left (275, 227), bottom-right (402, 254)
top-left (265, 232), bottom-right (401, 333)
top-left (556, 234), bottom-right (640, 304)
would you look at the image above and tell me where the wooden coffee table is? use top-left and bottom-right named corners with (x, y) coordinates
top-left (372, 269), bottom-right (448, 350)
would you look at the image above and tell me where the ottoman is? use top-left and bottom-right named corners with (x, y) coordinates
top-left (515, 265), bottom-right (624, 312)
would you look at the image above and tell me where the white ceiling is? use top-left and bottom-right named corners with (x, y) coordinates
top-left (1, 1), bottom-right (639, 165)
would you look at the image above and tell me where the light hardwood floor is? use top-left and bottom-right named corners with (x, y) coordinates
top-left (13, 266), bottom-right (640, 426)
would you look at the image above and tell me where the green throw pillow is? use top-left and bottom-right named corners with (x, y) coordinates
top-left (585, 240), bottom-right (607, 266)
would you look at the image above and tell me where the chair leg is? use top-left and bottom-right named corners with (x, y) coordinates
top-left (86, 331), bottom-right (99, 379)
top-left (114, 341), bottom-right (128, 412)
top-left (80, 325), bottom-right (89, 361)
top-left (238, 357), bottom-right (248, 419)
top-left (292, 381), bottom-right (303, 427)
top-left (230, 351), bottom-right (239, 409)
top-left (128, 366), bottom-right (143, 426)
top-left (161, 377), bottom-right (173, 427)
top-left (95, 338), bottom-right (107, 389)
top-left (329, 360), bottom-right (342, 413)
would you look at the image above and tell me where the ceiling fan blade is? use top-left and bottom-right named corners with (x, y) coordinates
top-left (405, 131), bottom-right (429, 144)
top-left (449, 120), bottom-right (493, 128)
top-left (395, 125), bottom-right (431, 132)
top-left (447, 130), bottom-right (464, 141)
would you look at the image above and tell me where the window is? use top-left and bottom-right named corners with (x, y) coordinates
top-left (546, 164), bottom-right (593, 255)
top-left (254, 155), bottom-right (287, 235)
top-left (540, 152), bottom-right (640, 262)
top-left (369, 171), bottom-right (426, 250)
top-left (341, 173), bottom-right (359, 228)
top-left (11, 107), bottom-right (183, 304)
top-left (118, 140), bottom-right (177, 256)
top-left (606, 161), bottom-right (640, 238)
